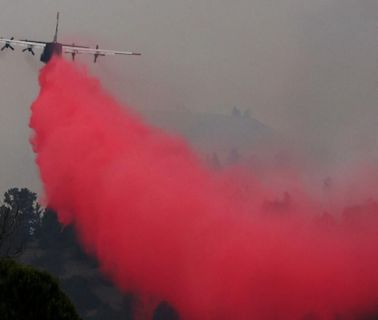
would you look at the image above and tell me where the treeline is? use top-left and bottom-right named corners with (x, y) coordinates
top-left (0, 187), bottom-right (178, 320)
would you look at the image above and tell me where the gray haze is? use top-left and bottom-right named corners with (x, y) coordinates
top-left (1, 0), bottom-right (378, 192)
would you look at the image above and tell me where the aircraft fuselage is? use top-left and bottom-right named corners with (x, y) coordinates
top-left (40, 42), bottom-right (62, 63)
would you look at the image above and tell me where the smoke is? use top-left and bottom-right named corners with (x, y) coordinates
top-left (30, 58), bottom-right (378, 319)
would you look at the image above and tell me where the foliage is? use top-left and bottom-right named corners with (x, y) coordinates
top-left (152, 301), bottom-right (180, 320)
top-left (0, 258), bottom-right (81, 320)
top-left (61, 275), bottom-right (101, 310)
top-left (0, 188), bottom-right (43, 257)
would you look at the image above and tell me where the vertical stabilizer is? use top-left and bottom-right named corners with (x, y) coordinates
top-left (53, 12), bottom-right (60, 42)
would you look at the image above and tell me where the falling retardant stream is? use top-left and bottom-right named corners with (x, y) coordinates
top-left (29, 58), bottom-right (378, 319)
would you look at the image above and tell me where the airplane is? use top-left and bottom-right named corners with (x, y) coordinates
top-left (0, 12), bottom-right (141, 63)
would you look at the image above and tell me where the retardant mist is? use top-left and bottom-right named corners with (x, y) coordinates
top-left (29, 58), bottom-right (378, 319)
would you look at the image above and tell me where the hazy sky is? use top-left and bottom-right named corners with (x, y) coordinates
top-left (1, 0), bottom-right (378, 192)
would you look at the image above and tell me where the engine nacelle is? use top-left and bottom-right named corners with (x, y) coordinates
top-left (1, 37), bottom-right (15, 51)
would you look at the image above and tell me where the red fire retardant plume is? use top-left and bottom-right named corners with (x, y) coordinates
top-left (30, 58), bottom-right (378, 319)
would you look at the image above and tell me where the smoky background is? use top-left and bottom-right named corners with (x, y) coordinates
top-left (0, 0), bottom-right (378, 191)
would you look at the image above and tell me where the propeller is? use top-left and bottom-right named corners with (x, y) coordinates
top-left (1, 37), bottom-right (15, 51)
top-left (71, 43), bottom-right (77, 61)
top-left (94, 45), bottom-right (100, 63)
top-left (22, 45), bottom-right (35, 56)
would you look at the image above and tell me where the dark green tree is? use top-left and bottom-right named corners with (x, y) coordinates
top-left (209, 152), bottom-right (221, 170)
top-left (227, 147), bottom-right (240, 165)
top-left (0, 258), bottom-right (81, 320)
top-left (0, 188), bottom-right (43, 257)
top-left (152, 301), bottom-right (180, 320)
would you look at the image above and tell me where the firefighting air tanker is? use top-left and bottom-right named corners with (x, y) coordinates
top-left (0, 12), bottom-right (141, 63)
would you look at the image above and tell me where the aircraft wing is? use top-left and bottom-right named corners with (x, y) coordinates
top-left (63, 45), bottom-right (141, 56)
top-left (0, 38), bottom-right (46, 49)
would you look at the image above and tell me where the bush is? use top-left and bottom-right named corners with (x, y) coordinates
top-left (0, 259), bottom-right (81, 320)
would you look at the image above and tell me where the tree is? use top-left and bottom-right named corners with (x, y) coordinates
top-left (0, 188), bottom-right (43, 257)
top-left (232, 106), bottom-right (241, 117)
top-left (242, 108), bottom-right (251, 119)
top-left (0, 258), bottom-right (81, 320)
top-left (152, 301), bottom-right (180, 320)
top-left (209, 152), bottom-right (221, 170)
top-left (227, 147), bottom-right (240, 165)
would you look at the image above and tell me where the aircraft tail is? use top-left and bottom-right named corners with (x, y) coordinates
top-left (53, 12), bottom-right (60, 42)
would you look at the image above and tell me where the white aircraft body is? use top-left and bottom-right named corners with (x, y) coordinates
top-left (0, 12), bottom-right (141, 63)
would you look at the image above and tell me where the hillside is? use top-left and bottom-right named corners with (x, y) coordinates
top-left (139, 109), bottom-right (277, 160)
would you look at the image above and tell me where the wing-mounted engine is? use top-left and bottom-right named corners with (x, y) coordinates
top-left (22, 45), bottom-right (35, 56)
top-left (1, 37), bottom-right (15, 51)
top-left (70, 43), bottom-right (79, 61)
top-left (93, 45), bottom-right (105, 63)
